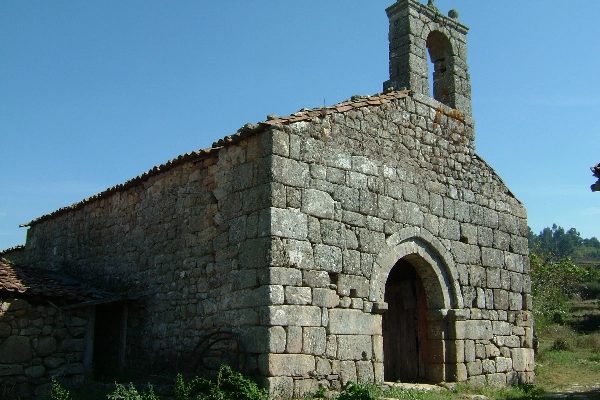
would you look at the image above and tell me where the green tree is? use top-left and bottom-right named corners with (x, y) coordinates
top-left (530, 252), bottom-right (588, 326)
top-left (529, 224), bottom-right (583, 261)
top-left (583, 237), bottom-right (600, 249)
top-left (529, 224), bottom-right (600, 263)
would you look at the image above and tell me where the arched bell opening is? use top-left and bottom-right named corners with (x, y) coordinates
top-left (426, 30), bottom-right (456, 108)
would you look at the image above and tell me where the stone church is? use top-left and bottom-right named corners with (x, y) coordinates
top-left (1, 0), bottom-right (533, 397)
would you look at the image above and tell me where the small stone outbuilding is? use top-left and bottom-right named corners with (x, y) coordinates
top-left (6, 0), bottom-right (533, 398)
top-left (0, 258), bottom-right (120, 398)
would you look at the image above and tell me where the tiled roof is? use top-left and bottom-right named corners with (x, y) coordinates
top-left (0, 245), bottom-right (24, 255)
top-left (0, 258), bottom-right (120, 305)
top-left (22, 90), bottom-right (410, 227)
top-left (212, 90), bottom-right (411, 147)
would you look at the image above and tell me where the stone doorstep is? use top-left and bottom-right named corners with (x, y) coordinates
top-left (383, 382), bottom-right (445, 392)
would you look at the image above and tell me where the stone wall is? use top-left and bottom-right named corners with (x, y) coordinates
top-left (23, 131), bottom-right (277, 372)
top-left (0, 297), bottom-right (90, 399)
top-left (258, 91), bottom-right (532, 396)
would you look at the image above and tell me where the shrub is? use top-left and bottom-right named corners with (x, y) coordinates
top-left (550, 338), bottom-right (571, 351)
top-left (580, 281), bottom-right (600, 299)
top-left (530, 253), bottom-right (588, 329)
top-left (577, 333), bottom-right (600, 351)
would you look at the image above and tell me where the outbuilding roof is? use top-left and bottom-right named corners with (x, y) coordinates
top-left (0, 258), bottom-right (121, 306)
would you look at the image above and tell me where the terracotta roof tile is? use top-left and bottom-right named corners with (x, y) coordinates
top-left (0, 258), bottom-right (120, 305)
top-left (23, 90), bottom-right (410, 227)
top-left (335, 105), bottom-right (353, 113)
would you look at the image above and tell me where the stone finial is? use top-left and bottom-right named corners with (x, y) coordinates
top-left (448, 9), bottom-right (459, 19)
top-left (427, 0), bottom-right (439, 11)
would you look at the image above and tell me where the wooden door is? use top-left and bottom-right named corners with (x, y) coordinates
top-left (383, 261), bottom-right (428, 382)
top-left (93, 304), bottom-right (124, 381)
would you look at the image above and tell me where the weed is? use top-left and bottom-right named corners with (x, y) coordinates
top-left (373, 384), bottom-right (456, 400)
top-left (312, 385), bottom-right (327, 399)
top-left (106, 383), bottom-right (159, 400)
top-left (335, 381), bottom-right (377, 400)
top-left (381, 388), bottom-right (427, 400)
top-left (193, 364), bottom-right (268, 400)
top-left (51, 378), bottom-right (72, 400)
top-left (175, 373), bottom-right (192, 400)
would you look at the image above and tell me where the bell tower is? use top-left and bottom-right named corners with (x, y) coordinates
top-left (383, 0), bottom-right (472, 115)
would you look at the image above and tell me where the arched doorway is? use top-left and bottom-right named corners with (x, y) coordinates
top-left (371, 230), bottom-right (466, 383)
top-left (383, 258), bottom-right (428, 382)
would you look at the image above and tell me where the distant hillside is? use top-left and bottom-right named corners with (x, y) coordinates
top-left (528, 224), bottom-right (600, 264)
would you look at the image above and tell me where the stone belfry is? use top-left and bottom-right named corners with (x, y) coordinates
top-left (383, 0), bottom-right (472, 116)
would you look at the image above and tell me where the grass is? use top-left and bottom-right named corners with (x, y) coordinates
top-left (533, 302), bottom-right (600, 397)
top-left (331, 382), bottom-right (544, 400)
top-left (518, 298), bottom-right (600, 399)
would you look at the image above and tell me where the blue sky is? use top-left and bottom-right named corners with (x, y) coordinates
top-left (1, 1), bottom-right (599, 251)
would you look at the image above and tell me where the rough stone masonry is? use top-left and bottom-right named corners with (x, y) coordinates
top-left (8, 0), bottom-right (533, 398)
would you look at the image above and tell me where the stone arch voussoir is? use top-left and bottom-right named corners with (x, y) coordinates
top-left (370, 227), bottom-right (463, 309)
